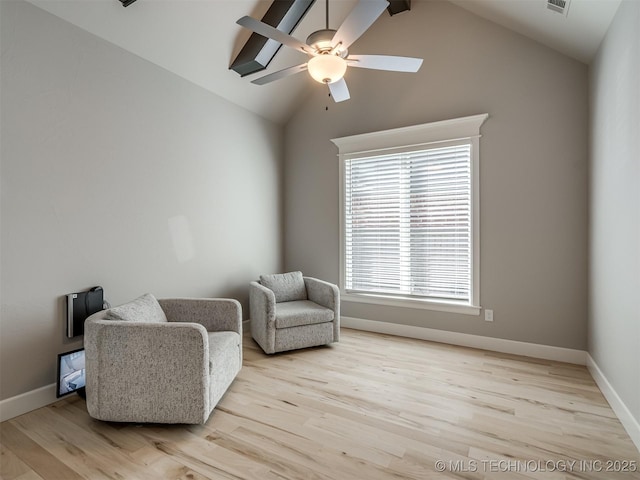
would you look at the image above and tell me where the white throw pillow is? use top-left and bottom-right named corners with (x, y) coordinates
top-left (107, 293), bottom-right (168, 323)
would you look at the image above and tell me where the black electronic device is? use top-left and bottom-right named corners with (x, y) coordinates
top-left (66, 286), bottom-right (104, 338)
top-left (56, 348), bottom-right (86, 398)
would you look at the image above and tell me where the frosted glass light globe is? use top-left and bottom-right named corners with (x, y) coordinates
top-left (307, 54), bottom-right (347, 84)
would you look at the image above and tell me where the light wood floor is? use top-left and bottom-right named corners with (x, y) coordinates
top-left (2, 329), bottom-right (639, 480)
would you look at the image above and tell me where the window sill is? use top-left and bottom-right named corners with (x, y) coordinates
top-left (342, 292), bottom-right (481, 316)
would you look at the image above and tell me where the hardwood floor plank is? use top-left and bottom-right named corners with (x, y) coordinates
top-left (1, 328), bottom-right (638, 480)
top-left (50, 397), bottom-right (150, 455)
top-left (12, 471), bottom-right (45, 480)
top-left (0, 422), bottom-right (83, 480)
top-left (136, 423), bottom-right (272, 479)
top-left (1, 442), bottom-right (34, 480)
top-left (11, 407), bottom-right (160, 479)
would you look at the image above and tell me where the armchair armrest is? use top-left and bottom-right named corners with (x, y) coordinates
top-left (84, 316), bottom-right (210, 424)
top-left (304, 277), bottom-right (340, 311)
top-left (304, 276), bottom-right (340, 343)
top-left (249, 282), bottom-right (276, 324)
top-left (249, 281), bottom-right (277, 353)
top-left (158, 298), bottom-right (242, 334)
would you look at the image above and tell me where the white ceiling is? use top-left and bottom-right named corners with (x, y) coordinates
top-left (26, 0), bottom-right (621, 124)
top-left (449, 0), bottom-right (621, 63)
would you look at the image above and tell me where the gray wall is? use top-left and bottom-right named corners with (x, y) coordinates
top-left (589, 0), bottom-right (640, 427)
top-left (0, 0), bottom-right (282, 400)
top-left (284, 0), bottom-right (589, 349)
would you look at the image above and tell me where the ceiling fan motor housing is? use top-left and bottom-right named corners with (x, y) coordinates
top-left (306, 29), bottom-right (348, 57)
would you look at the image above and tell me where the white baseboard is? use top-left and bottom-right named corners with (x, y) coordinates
top-left (0, 383), bottom-right (57, 422)
top-left (341, 316), bottom-right (587, 365)
top-left (587, 354), bottom-right (640, 452)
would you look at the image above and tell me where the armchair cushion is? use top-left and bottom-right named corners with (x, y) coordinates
top-left (106, 293), bottom-right (167, 323)
top-left (275, 300), bottom-right (334, 329)
top-left (259, 271), bottom-right (307, 303)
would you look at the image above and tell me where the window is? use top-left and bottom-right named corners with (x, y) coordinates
top-left (332, 114), bottom-right (488, 315)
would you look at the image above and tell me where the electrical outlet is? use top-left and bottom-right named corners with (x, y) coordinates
top-left (484, 309), bottom-right (494, 322)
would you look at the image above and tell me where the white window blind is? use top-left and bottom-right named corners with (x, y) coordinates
top-left (344, 143), bottom-right (472, 302)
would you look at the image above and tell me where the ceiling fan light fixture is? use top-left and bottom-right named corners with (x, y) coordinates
top-left (307, 54), bottom-right (347, 84)
top-left (238, 0), bottom-right (422, 103)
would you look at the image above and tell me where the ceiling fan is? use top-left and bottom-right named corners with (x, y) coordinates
top-left (236, 0), bottom-right (423, 102)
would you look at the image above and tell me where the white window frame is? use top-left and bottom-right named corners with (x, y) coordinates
top-left (332, 114), bottom-right (488, 316)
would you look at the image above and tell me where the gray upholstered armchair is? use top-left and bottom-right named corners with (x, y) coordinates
top-left (84, 293), bottom-right (242, 424)
top-left (250, 271), bottom-right (340, 354)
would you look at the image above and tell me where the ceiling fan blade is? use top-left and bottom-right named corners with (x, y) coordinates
top-left (328, 78), bottom-right (350, 103)
top-left (332, 0), bottom-right (389, 51)
top-left (237, 16), bottom-right (316, 56)
top-left (251, 63), bottom-right (309, 86)
top-left (347, 55), bottom-right (423, 72)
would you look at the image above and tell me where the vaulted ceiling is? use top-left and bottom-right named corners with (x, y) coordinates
top-left (27, 0), bottom-right (621, 124)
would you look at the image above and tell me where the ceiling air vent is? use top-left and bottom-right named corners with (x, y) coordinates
top-left (547, 0), bottom-right (570, 16)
